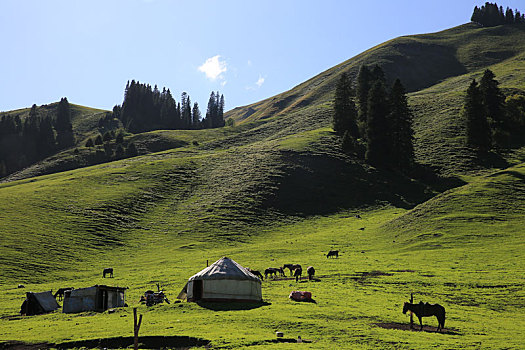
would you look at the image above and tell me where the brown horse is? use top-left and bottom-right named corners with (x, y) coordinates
top-left (403, 301), bottom-right (446, 332)
top-left (53, 287), bottom-right (74, 301)
top-left (306, 266), bottom-right (315, 280)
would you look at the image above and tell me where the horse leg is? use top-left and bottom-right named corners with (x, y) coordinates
top-left (419, 317), bottom-right (423, 331)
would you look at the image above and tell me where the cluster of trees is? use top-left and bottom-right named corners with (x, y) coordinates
top-left (0, 98), bottom-right (74, 177)
top-left (463, 69), bottom-right (525, 151)
top-left (333, 65), bottom-right (414, 170)
top-left (114, 80), bottom-right (224, 133)
top-left (471, 2), bottom-right (525, 26)
top-left (84, 130), bottom-right (137, 160)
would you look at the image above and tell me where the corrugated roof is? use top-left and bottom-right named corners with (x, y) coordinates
top-left (188, 257), bottom-right (260, 282)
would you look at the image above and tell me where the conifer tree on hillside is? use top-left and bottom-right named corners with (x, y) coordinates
top-left (479, 69), bottom-right (508, 147)
top-left (365, 81), bottom-right (390, 167)
top-left (463, 79), bottom-right (491, 151)
top-left (37, 116), bottom-right (56, 157)
top-left (389, 79), bottom-right (414, 169)
top-left (356, 65), bottom-right (372, 127)
top-left (192, 102), bottom-right (202, 129)
top-left (55, 97), bottom-right (75, 149)
top-left (471, 2), bottom-right (525, 26)
top-left (333, 72), bottom-right (358, 138)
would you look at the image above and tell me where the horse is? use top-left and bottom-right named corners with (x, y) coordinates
top-left (53, 287), bottom-right (74, 301)
top-left (246, 268), bottom-right (264, 280)
top-left (277, 267), bottom-right (285, 277)
top-left (403, 301), bottom-right (446, 332)
top-left (327, 250), bottom-right (339, 258)
top-left (264, 268), bottom-right (278, 279)
top-left (103, 267), bottom-right (114, 278)
top-left (306, 266), bottom-right (315, 280)
top-left (282, 264), bottom-right (302, 276)
top-left (294, 267), bottom-right (303, 282)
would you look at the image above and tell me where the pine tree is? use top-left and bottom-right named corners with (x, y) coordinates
top-left (479, 69), bottom-right (508, 147)
top-left (37, 116), bottom-right (56, 157)
top-left (55, 97), bottom-right (75, 149)
top-left (389, 79), bottom-right (414, 169)
top-left (205, 91), bottom-right (217, 128)
top-left (463, 79), bottom-right (491, 151)
top-left (356, 65), bottom-right (372, 126)
top-left (365, 81), bottom-right (390, 167)
top-left (333, 72), bottom-right (358, 138)
top-left (192, 102), bottom-right (202, 129)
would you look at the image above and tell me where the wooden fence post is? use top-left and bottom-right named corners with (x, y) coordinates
top-left (133, 307), bottom-right (143, 350)
top-left (409, 293), bottom-right (414, 329)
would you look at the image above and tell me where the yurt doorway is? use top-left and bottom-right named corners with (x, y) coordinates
top-left (193, 280), bottom-right (203, 301)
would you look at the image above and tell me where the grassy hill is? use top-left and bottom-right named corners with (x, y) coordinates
top-left (1, 22), bottom-right (525, 349)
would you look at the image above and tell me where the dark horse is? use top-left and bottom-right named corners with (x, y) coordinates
top-left (282, 264), bottom-right (301, 276)
top-left (264, 268), bottom-right (278, 279)
top-left (306, 266), bottom-right (315, 280)
top-left (54, 287), bottom-right (74, 301)
top-left (103, 267), bottom-right (113, 278)
top-left (403, 301), bottom-right (446, 332)
top-left (294, 267), bottom-right (303, 282)
top-left (246, 268), bottom-right (264, 281)
top-left (326, 250), bottom-right (339, 258)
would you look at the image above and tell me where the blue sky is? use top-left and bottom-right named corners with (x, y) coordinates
top-left (1, 0), bottom-right (524, 112)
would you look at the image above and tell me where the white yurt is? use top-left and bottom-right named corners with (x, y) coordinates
top-left (185, 257), bottom-right (262, 302)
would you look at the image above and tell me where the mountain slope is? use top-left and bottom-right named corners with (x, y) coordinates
top-left (226, 23), bottom-right (525, 124)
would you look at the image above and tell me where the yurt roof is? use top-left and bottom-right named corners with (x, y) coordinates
top-left (188, 257), bottom-right (260, 282)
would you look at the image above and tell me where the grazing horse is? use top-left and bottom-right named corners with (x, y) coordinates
top-left (306, 266), bottom-right (315, 280)
top-left (264, 268), bottom-right (278, 279)
top-left (54, 287), bottom-right (74, 301)
top-left (403, 301), bottom-right (446, 332)
top-left (103, 267), bottom-right (114, 278)
top-left (282, 264), bottom-right (302, 276)
top-left (326, 250), bottom-right (339, 258)
top-left (246, 268), bottom-right (264, 281)
top-left (277, 267), bottom-right (285, 277)
top-left (294, 267), bottom-right (303, 282)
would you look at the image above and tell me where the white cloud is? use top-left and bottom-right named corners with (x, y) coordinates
top-left (255, 75), bottom-right (265, 87)
top-left (198, 55), bottom-right (227, 81)
top-left (245, 74), bottom-right (266, 91)
top-left (247, 60), bottom-right (252, 67)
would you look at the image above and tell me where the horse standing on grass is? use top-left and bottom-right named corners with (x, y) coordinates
top-left (306, 266), bottom-right (315, 280)
top-left (403, 301), bottom-right (446, 332)
top-left (264, 268), bottom-right (278, 279)
top-left (103, 267), bottom-right (114, 278)
top-left (282, 264), bottom-right (302, 276)
top-left (246, 268), bottom-right (264, 281)
top-left (326, 250), bottom-right (339, 258)
top-left (294, 267), bottom-right (303, 282)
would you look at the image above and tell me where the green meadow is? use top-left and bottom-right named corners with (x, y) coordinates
top-left (1, 22), bottom-right (525, 349)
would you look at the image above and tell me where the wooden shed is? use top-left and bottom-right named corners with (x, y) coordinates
top-left (63, 285), bottom-right (127, 313)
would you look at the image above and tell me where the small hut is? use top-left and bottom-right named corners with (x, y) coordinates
top-left (20, 291), bottom-right (59, 315)
top-left (184, 257), bottom-right (262, 302)
top-left (63, 285), bottom-right (127, 313)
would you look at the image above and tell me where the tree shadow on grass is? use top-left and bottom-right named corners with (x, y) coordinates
top-left (1, 336), bottom-right (210, 350)
top-left (196, 300), bottom-right (271, 311)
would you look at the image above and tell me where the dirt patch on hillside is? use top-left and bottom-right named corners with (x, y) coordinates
top-left (1, 336), bottom-right (210, 349)
top-left (374, 322), bottom-right (460, 335)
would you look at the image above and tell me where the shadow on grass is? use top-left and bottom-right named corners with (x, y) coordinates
top-left (374, 322), bottom-right (461, 335)
top-left (196, 300), bottom-right (271, 311)
top-left (1, 336), bottom-right (210, 350)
